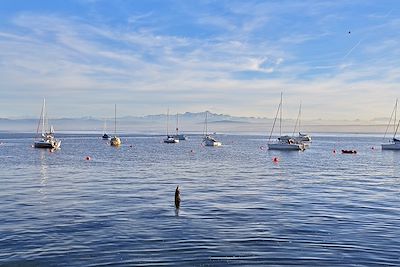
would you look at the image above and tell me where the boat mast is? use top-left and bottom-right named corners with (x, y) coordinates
top-left (176, 112), bottom-right (179, 135)
top-left (114, 104), bottom-right (117, 135)
top-left (394, 119), bottom-right (400, 139)
top-left (292, 101), bottom-right (301, 137)
top-left (268, 92), bottom-right (282, 142)
top-left (279, 92), bottom-right (282, 137)
top-left (205, 111), bottom-right (208, 136)
top-left (383, 98), bottom-right (398, 139)
top-left (42, 98), bottom-right (46, 135)
top-left (166, 108), bottom-right (170, 136)
top-left (395, 99), bottom-right (398, 134)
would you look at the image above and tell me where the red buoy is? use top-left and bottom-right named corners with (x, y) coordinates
top-left (85, 156), bottom-right (91, 160)
top-left (272, 157), bottom-right (279, 163)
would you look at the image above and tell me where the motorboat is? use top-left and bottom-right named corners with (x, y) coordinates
top-left (342, 150), bottom-right (357, 154)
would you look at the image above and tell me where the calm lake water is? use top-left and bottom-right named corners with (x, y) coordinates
top-left (0, 133), bottom-right (399, 266)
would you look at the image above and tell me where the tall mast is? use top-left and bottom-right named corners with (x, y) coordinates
top-left (299, 101), bottom-right (302, 133)
top-left (176, 112), bottom-right (179, 135)
top-left (42, 98), bottom-right (46, 135)
top-left (279, 92), bottom-right (282, 137)
top-left (205, 111), bottom-right (208, 136)
top-left (166, 108), bottom-right (169, 136)
top-left (383, 99), bottom-right (398, 139)
top-left (114, 104), bottom-right (117, 135)
top-left (395, 99), bottom-right (398, 133)
top-left (292, 101), bottom-right (302, 136)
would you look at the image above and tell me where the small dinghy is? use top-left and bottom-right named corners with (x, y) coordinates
top-left (341, 150), bottom-right (357, 154)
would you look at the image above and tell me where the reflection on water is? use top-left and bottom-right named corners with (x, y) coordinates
top-left (0, 133), bottom-right (399, 266)
top-left (38, 150), bottom-right (48, 202)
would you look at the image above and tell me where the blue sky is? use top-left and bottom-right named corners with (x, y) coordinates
top-left (0, 0), bottom-right (399, 120)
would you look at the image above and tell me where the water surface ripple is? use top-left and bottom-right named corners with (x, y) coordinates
top-left (0, 133), bottom-right (399, 266)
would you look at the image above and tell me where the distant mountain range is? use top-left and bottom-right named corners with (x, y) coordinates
top-left (0, 111), bottom-right (392, 134)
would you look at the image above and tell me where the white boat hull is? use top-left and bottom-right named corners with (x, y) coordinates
top-left (164, 137), bottom-right (179, 143)
top-left (34, 140), bottom-right (61, 149)
top-left (174, 134), bottom-right (187, 140)
top-left (268, 143), bottom-right (304, 151)
top-left (203, 135), bottom-right (221, 146)
top-left (204, 140), bottom-right (221, 146)
top-left (382, 143), bottom-right (400, 150)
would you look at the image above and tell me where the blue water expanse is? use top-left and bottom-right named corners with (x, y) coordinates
top-left (0, 133), bottom-right (399, 266)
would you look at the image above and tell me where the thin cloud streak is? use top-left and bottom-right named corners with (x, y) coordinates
top-left (0, 1), bottom-right (399, 120)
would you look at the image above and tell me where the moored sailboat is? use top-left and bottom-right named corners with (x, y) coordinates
top-left (110, 104), bottom-right (121, 146)
top-left (34, 98), bottom-right (61, 149)
top-left (382, 99), bottom-right (400, 150)
top-left (267, 93), bottom-right (305, 151)
top-left (102, 118), bottom-right (110, 140)
top-left (163, 108), bottom-right (179, 143)
top-left (202, 111), bottom-right (221, 146)
top-left (173, 113), bottom-right (187, 140)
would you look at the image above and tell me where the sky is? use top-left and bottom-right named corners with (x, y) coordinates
top-left (0, 0), bottom-right (399, 120)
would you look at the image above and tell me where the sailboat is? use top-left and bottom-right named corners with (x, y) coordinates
top-left (34, 98), bottom-right (61, 149)
top-left (382, 99), bottom-right (400, 150)
top-left (267, 93), bottom-right (305, 151)
top-left (279, 102), bottom-right (311, 143)
top-left (173, 113), bottom-right (187, 140)
top-left (164, 109), bottom-right (179, 143)
top-left (202, 111), bottom-right (221, 146)
top-left (102, 118), bottom-right (110, 140)
top-left (110, 104), bottom-right (121, 146)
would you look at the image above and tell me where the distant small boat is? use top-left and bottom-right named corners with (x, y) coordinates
top-left (102, 118), bottom-right (110, 140)
top-left (203, 135), bottom-right (222, 147)
top-left (163, 109), bottom-right (179, 144)
top-left (382, 99), bottom-right (400, 150)
top-left (202, 111), bottom-right (221, 146)
top-left (173, 113), bottom-right (187, 140)
top-left (164, 136), bottom-right (179, 144)
top-left (342, 150), bottom-right (357, 154)
top-left (110, 104), bottom-right (121, 146)
top-left (34, 98), bottom-right (61, 149)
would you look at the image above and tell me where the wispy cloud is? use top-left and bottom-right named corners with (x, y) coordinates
top-left (0, 1), bottom-right (399, 121)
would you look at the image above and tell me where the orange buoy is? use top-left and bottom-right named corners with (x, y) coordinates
top-left (85, 156), bottom-right (91, 160)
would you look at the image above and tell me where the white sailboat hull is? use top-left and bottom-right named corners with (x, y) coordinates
top-left (203, 136), bottom-right (221, 146)
top-left (34, 139), bottom-right (61, 149)
top-left (204, 140), bottom-right (221, 146)
top-left (174, 134), bottom-right (187, 140)
top-left (382, 143), bottom-right (400, 150)
top-left (268, 142), bottom-right (304, 151)
top-left (164, 137), bottom-right (179, 143)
